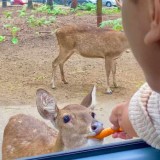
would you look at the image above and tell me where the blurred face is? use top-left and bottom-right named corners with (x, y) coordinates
top-left (122, 0), bottom-right (160, 92)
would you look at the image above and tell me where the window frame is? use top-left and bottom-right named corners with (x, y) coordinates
top-left (18, 139), bottom-right (160, 160)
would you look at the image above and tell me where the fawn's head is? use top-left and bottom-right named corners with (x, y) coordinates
top-left (36, 86), bottom-right (103, 150)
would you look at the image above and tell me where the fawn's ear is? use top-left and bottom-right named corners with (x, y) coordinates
top-left (80, 86), bottom-right (96, 110)
top-left (36, 89), bottom-right (58, 121)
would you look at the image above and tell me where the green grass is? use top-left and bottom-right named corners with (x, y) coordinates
top-left (102, 7), bottom-right (120, 15)
top-left (100, 18), bottom-right (123, 31)
top-left (35, 5), bottom-right (69, 15)
top-left (72, 3), bottom-right (120, 15)
top-left (27, 15), bottom-right (56, 27)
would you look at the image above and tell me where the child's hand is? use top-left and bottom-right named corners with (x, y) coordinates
top-left (112, 130), bottom-right (132, 139)
top-left (109, 101), bottom-right (138, 139)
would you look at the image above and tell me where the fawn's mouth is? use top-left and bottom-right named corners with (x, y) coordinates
top-left (87, 128), bottom-right (104, 138)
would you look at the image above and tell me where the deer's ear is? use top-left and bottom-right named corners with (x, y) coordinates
top-left (80, 86), bottom-right (96, 110)
top-left (36, 89), bottom-right (58, 120)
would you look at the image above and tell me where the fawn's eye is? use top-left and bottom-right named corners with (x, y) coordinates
top-left (91, 112), bottom-right (96, 118)
top-left (63, 115), bottom-right (70, 123)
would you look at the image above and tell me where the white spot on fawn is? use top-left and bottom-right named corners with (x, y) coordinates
top-left (18, 120), bottom-right (22, 123)
top-left (7, 145), bottom-right (15, 153)
top-left (33, 129), bottom-right (37, 133)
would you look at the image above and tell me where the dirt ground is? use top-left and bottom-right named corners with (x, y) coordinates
top-left (0, 5), bottom-right (144, 159)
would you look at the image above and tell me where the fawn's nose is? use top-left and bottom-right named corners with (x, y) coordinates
top-left (91, 121), bottom-right (103, 134)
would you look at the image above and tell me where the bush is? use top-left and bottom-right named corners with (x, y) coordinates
top-left (35, 5), bottom-right (68, 15)
top-left (77, 3), bottom-right (96, 11)
top-left (27, 15), bottom-right (56, 27)
top-left (100, 18), bottom-right (123, 31)
top-left (102, 7), bottom-right (120, 15)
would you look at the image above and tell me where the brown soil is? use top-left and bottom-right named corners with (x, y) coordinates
top-left (0, 6), bottom-right (145, 106)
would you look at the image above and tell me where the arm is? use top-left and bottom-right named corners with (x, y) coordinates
top-left (110, 83), bottom-right (160, 149)
top-left (109, 101), bottom-right (137, 139)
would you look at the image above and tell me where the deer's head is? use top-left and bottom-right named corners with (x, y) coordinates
top-left (36, 86), bottom-right (104, 150)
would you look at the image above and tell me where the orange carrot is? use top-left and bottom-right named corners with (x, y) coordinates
top-left (90, 128), bottom-right (122, 140)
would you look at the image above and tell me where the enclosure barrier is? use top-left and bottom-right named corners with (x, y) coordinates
top-left (18, 139), bottom-right (160, 160)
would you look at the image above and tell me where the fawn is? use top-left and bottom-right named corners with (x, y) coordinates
top-left (2, 86), bottom-right (103, 159)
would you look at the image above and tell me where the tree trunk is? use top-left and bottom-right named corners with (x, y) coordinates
top-left (27, 0), bottom-right (33, 9)
top-left (71, 0), bottom-right (78, 9)
top-left (47, 0), bottom-right (53, 10)
top-left (2, 0), bottom-right (7, 8)
top-left (97, 0), bottom-right (102, 27)
top-left (63, 0), bottom-right (67, 6)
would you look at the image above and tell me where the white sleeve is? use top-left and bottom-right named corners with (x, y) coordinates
top-left (129, 83), bottom-right (160, 149)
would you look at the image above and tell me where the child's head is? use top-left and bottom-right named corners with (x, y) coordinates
top-left (122, 0), bottom-right (160, 92)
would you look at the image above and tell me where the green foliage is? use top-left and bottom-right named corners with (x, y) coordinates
top-left (11, 27), bottom-right (20, 37)
top-left (35, 4), bottom-right (49, 12)
top-left (100, 18), bottom-right (123, 31)
top-left (4, 24), bottom-right (20, 37)
top-left (75, 10), bottom-right (94, 16)
top-left (70, 8), bottom-right (78, 13)
top-left (3, 24), bottom-right (12, 28)
top-left (3, 11), bottom-right (12, 18)
top-left (74, 3), bottom-right (120, 15)
top-left (27, 15), bottom-right (44, 27)
top-left (3, 24), bottom-right (20, 44)
top-left (17, 7), bottom-right (27, 17)
top-left (0, 36), bottom-right (5, 42)
top-left (11, 37), bottom-right (19, 44)
top-left (72, 3), bottom-right (96, 16)
top-left (50, 7), bottom-right (68, 15)
top-left (27, 15), bottom-right (55, 27)
top-left (35, 5), bottom-right (68, 15)
top-left (77, 3), bottom-right (96, 11)
top-left (102, 7), bottom-right (120, 15)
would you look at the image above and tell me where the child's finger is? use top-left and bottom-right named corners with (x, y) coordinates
top-left (112, 132), bottom-right (132, 139)
top-left (109, 104), bottom-right (123, 129)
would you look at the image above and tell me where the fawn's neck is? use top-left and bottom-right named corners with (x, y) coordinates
top-left (52, 132), bottom-right (64, 152)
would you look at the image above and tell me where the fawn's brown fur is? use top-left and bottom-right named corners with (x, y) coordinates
top-left (2, 86), bottom-right (103, 160)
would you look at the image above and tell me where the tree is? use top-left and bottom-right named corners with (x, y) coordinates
top-left (71, 0), bottom-right (78, 9)
top-left (2, 0), bottom-right (7, 8)
top-left (97, 0), bottom-right (102, 27)
top-left (28, 0), bottom-right (33, 9)
top-left (63, 0), bottom-right (67, 6)
top-left (47, 0), bottom-right (53, 10)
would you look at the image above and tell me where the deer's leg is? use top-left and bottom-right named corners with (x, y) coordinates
top-left (112, 60), bottom-right (118, 88)
top-left (59, 52), bottom-right (73, 84)
top-left (105, 57), bottom-right (113, 94)
top-left (52, 49), bottom-right (73, 88)
top-left (59, 63), bottom-right (68, 84)
top-left (52, 55), bottom-right (62, 89)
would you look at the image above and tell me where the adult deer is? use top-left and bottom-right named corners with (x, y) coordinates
top-left (2, 86), bottom-right (103, 160)
top-left (51, 24), bottom-right (129, 94)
